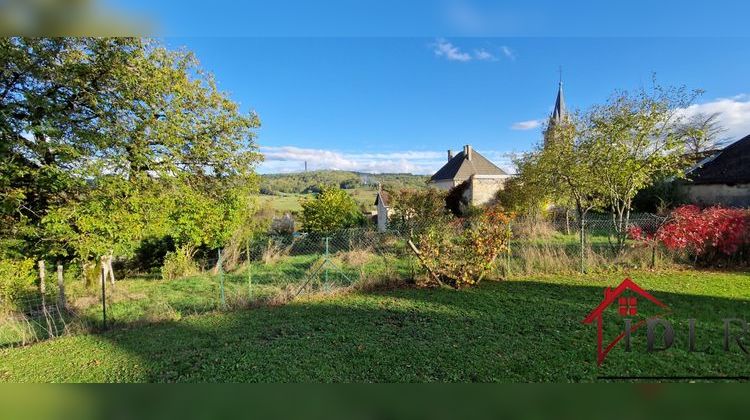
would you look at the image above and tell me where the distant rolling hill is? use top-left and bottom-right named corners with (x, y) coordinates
top-left (257, 170), bottom-right (429, 214)
top-left (259, 170), bottom-right (429, 195)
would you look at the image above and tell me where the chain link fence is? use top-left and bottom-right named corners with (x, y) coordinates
top-left (504, 213), bottom-right (670, 275)
top-left (2, 212), bottom-right (674, 347)
top-left (0, 228), bottom-right (418, 347)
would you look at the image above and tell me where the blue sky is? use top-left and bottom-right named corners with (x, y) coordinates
top-left (118, 1), bottom-right (750, 37)
top-left (100, 1), bottom-right (750, 174)
top-left (165, 37), bottom-right (750, 174)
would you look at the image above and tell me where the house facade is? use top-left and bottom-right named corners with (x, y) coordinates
top-left (429, 145), bottom-right (510, 206)
top-left (681, 133), bottom-right (750, 207)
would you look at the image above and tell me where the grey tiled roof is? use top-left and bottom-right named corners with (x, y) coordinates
top-left (430, 149), bottom-right (507, 181)
top-left (687, 134), bottom-right (750, 185)
top-left (374, 190), bottom-right (391, 206)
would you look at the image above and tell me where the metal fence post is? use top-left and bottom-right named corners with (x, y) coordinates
top-left (251, 238), bottom-right (253, 301)
top-left (324, 237), bottom-right (330, 286)
top-left (580, 215), bottom-right (586, 274)
top-left (218, 249), bottom-right (226, 308)
top-left (506, 220), bottom-right (512, 277)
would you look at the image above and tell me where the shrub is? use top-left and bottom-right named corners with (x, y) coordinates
top-left (417, 206), bottom-right (513, 288)
top-left (390, 188), bottom-right (449, 237)
top-left (161, 246), bottom-right (198, 280)
top-left (0, 258), bottom-right (36, 307)
top-left (132, 236), bottom-right (176, 273)
top-left (652, 205), bottom-right (750, 264)
top-left (300, 186), bottom-right (364, 234)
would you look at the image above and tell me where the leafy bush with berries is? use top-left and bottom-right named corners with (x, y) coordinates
top-left (416, 206), bottom-right (513, 288)
top-left (641, 205), bottom-right (750, 265)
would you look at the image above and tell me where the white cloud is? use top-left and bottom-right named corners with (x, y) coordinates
top-left (260, 146), bottom-right (444, 174)
top-left (511, 119), bottom-right (543, 130)
top-left (432, 38), bottom-right (472, 62)
top-left (432, 39), bottom-right (515, 62)
top-left (473, 48), bottom-right (496, 61)
top-left (259, 146), bottom-right (517, 175)
top-left (500, 45), bottom-right (515, 60)
top-left (674, 95), bottom-right (750, 141)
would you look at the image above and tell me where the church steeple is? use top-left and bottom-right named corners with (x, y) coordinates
top-left (544, 74), bottom-right (569, 147)
top-left (550, 80), bottom-right (567, 126)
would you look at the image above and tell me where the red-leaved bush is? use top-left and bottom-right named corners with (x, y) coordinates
top-left (654, 205), bottom-right (750, 260)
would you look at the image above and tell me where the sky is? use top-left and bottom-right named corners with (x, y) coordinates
top-left (164, 37), bottom-right (750, 174)
top-left (98, 1), bottom-right (750, 174)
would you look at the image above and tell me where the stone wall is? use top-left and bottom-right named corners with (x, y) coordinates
top-left (681, 183), bottom-right (750, 207)
top-left (468, 175), bottom-right (509, 206)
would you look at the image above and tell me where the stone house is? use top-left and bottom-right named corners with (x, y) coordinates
top-left (429, 145), bottom-right (510, 206)
top-left (680, 133), bottom-right (750, 207)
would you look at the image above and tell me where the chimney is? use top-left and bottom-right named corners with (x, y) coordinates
top-left (447, 150), bottom-right (453, 161)
top-left (464, 145), bottom-right (473, 161)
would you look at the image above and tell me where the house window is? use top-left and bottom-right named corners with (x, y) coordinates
top-left (618, 297), bottom-right (637, 316)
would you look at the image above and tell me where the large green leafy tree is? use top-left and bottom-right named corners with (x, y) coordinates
top-left (300, 186), bottom-right (363, 234)
top-left (516, 117), bottom-right (605, 271)
top-left (587, 83), bottom-right (697, 250)
top-left (0, 38), bottom-right (261, 261)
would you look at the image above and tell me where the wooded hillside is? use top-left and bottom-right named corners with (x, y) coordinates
top-left (259, 170), bottom-right (428, 195)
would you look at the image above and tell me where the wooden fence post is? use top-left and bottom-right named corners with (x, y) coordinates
top-left (38, 260), bottom-right (46, 295)
top-left (57, 263), bottom-right (66, 309)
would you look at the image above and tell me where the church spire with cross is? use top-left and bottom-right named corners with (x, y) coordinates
top-left (544, 69), bottom-right (569, 146)
top-left (549, 68), bottom-right (567, 126)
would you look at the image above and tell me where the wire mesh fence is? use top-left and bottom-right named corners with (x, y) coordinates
top-left (0, 229), bottom-right (419, 347)
top-left (1, 212), bottom-right (676, 347)
top-left (503, 213), bottom-right (671, 275)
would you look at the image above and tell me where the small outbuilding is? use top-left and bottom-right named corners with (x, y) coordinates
top-left (681, 133), bottom-right (750, 207)
top-left (374, 187), bottom-right (392, 232)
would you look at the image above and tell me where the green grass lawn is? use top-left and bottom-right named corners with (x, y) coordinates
top-left (1, 269), bottom-right (748, 382)
top-left (0, 251), bottom-right (416, 347)
top-left (257, 193), bottom-right (305, 213)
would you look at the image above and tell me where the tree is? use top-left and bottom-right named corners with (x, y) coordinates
top-left (516, 116), bottom-right (606, 270)
top-left (1, 38), bottom-right (261, 262)
top-left (300, 186), bottom-right (363, 234)
top-left (676, 112), bottom-right (727, 157)
top-left (494, 174), bottom-right (547, 216)
top-left (389, 188), bottom-right (448, 237)
top-left (587, 82), bottom-right (699, 251)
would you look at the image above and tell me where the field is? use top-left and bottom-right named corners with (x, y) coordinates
top-left (256, 170), bottom-right (429, 215)
top-left (2, 269), bottom-right (749, 382)
top-left (258, 188), bottom-right (379, 214)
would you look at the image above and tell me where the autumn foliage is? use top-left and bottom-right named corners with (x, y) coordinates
top-left (417, 206), bottom-right (513, 288)
top-left (630, 205), bottom-right (750, 264)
